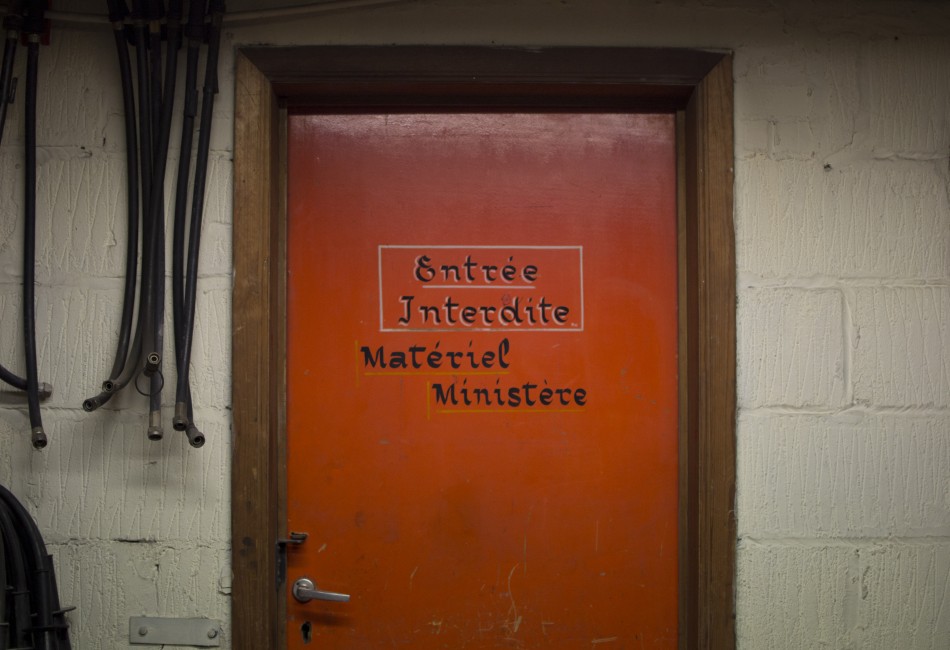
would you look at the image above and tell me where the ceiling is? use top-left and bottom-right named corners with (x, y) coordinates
top-left (45, 0), bottom-right (386, 23)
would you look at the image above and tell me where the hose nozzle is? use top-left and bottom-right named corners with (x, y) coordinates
top-left (172, 401), bottom-right (188, 431)
top-left (31, 425), bottom-right (47, 449)
top-left (82, 391), bottom-right (113, 412)
top-left (144, 352), bottom-right (161, 376)
top-left (186, 423), bottom-right (204, 448)
top-left (147, 409), bottom-right (163, 441)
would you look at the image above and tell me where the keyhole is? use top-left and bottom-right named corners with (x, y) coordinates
top-left (301, 621), bottom-right (312, 644)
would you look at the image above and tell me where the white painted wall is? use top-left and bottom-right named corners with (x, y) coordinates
top-left (0, 1), bottom-right (947, 647)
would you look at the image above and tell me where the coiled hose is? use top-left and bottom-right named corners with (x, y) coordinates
top-left (0, 483), bottom-right (72, 649)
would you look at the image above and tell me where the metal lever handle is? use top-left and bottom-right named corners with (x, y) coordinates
top-left (292, 577), bottom-right (350, 603)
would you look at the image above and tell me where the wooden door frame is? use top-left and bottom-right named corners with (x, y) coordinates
top-left (232, 46), bottom-right (735, 649)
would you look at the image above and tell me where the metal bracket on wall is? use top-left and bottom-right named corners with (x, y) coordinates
top-left (0, 382), bottom-right (52, 405)
top-left (129, 617), bottom-right (221, 646)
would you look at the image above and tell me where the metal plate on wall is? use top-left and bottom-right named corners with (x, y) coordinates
top-left (129, 617), bottom-right (221, 646)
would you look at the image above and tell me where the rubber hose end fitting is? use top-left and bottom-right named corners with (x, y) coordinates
top-left (186, 425), bottom-right (204, 448)
top-left (172, 402), bottom-right (188, 431)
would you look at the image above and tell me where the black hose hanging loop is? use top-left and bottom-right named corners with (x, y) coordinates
top-left (22, 0), bottom-right (46, 450)
top-left (0, 483), bottom-right (72, 649)
top-left (80, 0), bottom-right (219, 449)
top-left (130, 0), bottom-right (155, 373)
top-left (171, 0), bottom-right (204, 433)
top-left (130, 0), bottom-right (156, 414)
top-left (116, 0), bottom-right (166, 440)
top-left (105, 0), bottom-right (139, 384)
top-left (134, 367), bottom-right (163, 396)
top-left (0, 501), bottom-right (32, 649)
top-left (0, 5), bottom-right (37, 401)
top-left (83, 1), bottom-right (139, 414)
top-left (138, 0), bottom-right (181, 441)
top-left (175, 0), bottom-right (222, 443)
top-left (0, 9), bottom-right (32, 402)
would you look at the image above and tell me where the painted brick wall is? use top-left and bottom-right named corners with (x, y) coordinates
top-left (0, 26), bottom-right (233, 649)
top-left (0, 1), bottom-right (947, 648)
top-left (731, 13), bottom-right (950, 647)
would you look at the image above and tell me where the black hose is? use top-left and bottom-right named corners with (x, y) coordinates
top-left (47, 550), bottom-right (72, 649)
top-left (184, 385), bottom-right (203, 447)
top-left (147, 26), bottom-right (163, 440)
top-left (0, 7), bottom-right (29, 398)
top-left (0, 364), bottom-right (26, 391)
top-left (147, 0), bottom-right (162, 151)
top-left (95, 304), bottom-right (145, 397)
top-left (141, 0), bottom-right (179, 441)
top-left (83, 1), bottom-right (140, 413)
top-left (131, 0), bottom-right (156, 387)
top-left (0, 505), bottom-right (7, 650)
top-left (0, 483), bottom-right (59, 650)
top-left (105, 0), bottom-right (139, 383)
top-left (23, 28), bottom-right (45, 450)
top-left (172, 0), bottom-right (203, 432)
top-left (131, 2), bottom-right (151, 216)
top-left (0, 4), bottom-right (20, 144)
top-left (176, 0), bottom-right (221, 444)
top-left (93, 0), bottom-right (155, 407)
top-left (81, 0), bottom-right (217, 451)
top-left (110, 0), bottom-right (164, 436)
top-left (0, 502), bottom-right (31, 649)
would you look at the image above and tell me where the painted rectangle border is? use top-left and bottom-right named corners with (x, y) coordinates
top-left (378, 245), bottom-right (585, 333)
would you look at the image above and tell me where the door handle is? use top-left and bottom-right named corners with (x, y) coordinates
top-left (292, 577), bottom-right (351, 603)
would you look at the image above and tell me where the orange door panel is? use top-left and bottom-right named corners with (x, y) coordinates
top-left (286, 112), bottom-right (678, 648)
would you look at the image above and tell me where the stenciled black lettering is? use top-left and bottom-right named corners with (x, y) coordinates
top-left (359, 346), bottom-right (385, 368)
top-left (414, 255), bottom-right (435, 282)
top-left (398, 295), bottom-right (414, 325)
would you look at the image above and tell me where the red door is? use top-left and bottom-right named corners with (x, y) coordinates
top-left (285, 112), bottom-right (678, 648)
